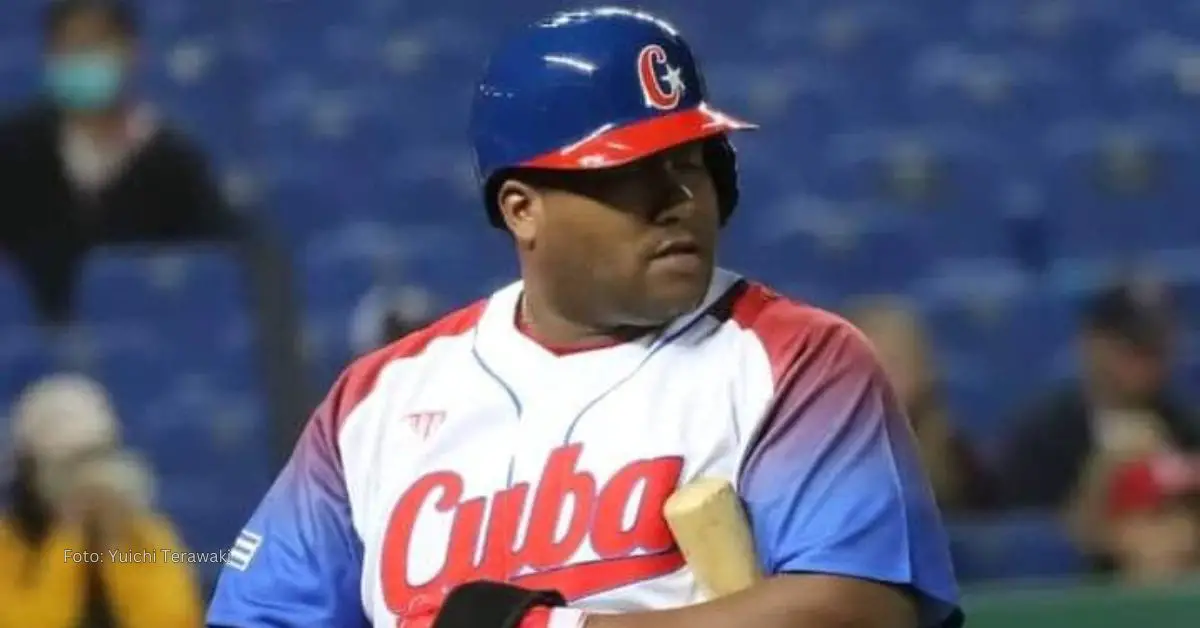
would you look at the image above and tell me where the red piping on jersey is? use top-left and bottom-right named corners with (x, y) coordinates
top-left (715, 280), bottom-right (859, 393)
top-left (514, 309), bottom-right (627, 356)
top-left (723, 281), bottom-right (840, 385)
top-left (331, 299), bottom-right (488, 438)
top-left (721, 280), bottom-right (874, 483)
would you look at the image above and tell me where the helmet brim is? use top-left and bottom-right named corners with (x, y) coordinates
top-left (518, 102), bottom-right (756, 170)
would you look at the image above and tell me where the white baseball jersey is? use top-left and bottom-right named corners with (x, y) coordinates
top-left (207, 269), bottom-right (961, 628)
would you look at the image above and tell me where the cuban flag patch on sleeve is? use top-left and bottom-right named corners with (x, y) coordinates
top-left (226, 529), bottom-right (263, 571)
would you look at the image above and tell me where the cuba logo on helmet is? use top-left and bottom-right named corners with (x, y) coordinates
top-left (637, 44), bottom-right (685, 111)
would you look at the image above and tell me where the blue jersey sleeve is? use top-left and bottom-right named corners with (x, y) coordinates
top-left (206, 381), bottom-right (369, 627)
top-left (738, 321), bottom-right (962, 628)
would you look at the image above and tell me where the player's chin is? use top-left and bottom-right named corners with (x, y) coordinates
top-left (643, 258), bottom-right (713, 317)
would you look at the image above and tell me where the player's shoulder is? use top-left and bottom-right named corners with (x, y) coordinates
top-left (329, 299), bottom-right (488, 414)
top-left (722, 279), bottom-right (877, 371)
top-left (373, 298), bottom-right (488, 360)
top-left (725, 280), bottom-right (868, 346)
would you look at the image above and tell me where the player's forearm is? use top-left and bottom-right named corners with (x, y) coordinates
top-left (580, 575), bottom-right (917, 628)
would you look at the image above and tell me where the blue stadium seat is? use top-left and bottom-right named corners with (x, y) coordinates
top-left (143, 34), bottom-right (250, 163)
top-left (131, 382), bottom-right (270, 479)
top-left (76, 248), bottom-right (257, 388)
top-left (741, 194), bottom-right (933, 296)
top-left (376, 148), bottom-right (481, 231)
top-left (129, 382), bottom-right (273, 559)
top-left (824, 126), bottom-right (1010, 203)
top-left (1040, 115), bottom-right (1200, 257)
top-left (50, 323), bottom-right (171, 407)
top-left (751, 2), bottom-right (930, 124)
top-left (1162, 265), bottom-right (1200, 398)
top-left (0, 49), bottom-right (37, 105)
top-left (940, 371), bottom-right (1007, 446)
top-left (299, 220), bottom-right (491, 379)
top-left (1107, 32), bottom-right (1200, 118)
top-left (907, 45), bottom-right (1081, 139)
top-left (300, 222), bottom-right (409, 378)
top-left (70, 244), bottom-right (270, 551)
top-left (966, 0), bottom-right (1145, 78)
top-left (918, 263), bottom-right (1076, 417)
top-left (822, 127), bottom-right (1025, 260)
top-left (1178, 357), bottom-right (1200, 407)
top-left (142, 391), bottom-right (272, 571)
top-left (0, 258), bottom-right (51, 418)
top-left (0, 328), bottom-right (56, 424)
top-left (74, 248), bottom-right (251, 375)
top-left (301, 222), bottom-right (410, 307)
top-left (703, 61), bottom-right (859, 153)
top-left (949, 513), bottom-right (1088, 582)
top-left (0, 255), bottom-right (35, 330)
top-left (265, 154), bottom-right (388, 240)
top-left (1171, 264), bottom-right (1200, 319)
top-left (157, 471), bottom-right (268, 560)
top-left (76, 245), bottom-right (248, 329)
top-left (0, 0), bottom-right (39, 102)
top-left (1173, 0), bottom-right (1200, 32)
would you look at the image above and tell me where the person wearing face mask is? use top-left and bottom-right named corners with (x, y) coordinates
top-left (0, 0), bottom-right (241, 324)
top-left (0, 374), bottom-right (203, 628)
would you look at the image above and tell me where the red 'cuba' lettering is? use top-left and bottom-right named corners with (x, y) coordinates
top-left (380, 444), bottom-right (685, 617)
top-left (591, 457), bottom-right (678, 559)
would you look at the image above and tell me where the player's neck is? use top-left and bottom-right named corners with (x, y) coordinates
top-left (518, 290), bottom-right (649, 348)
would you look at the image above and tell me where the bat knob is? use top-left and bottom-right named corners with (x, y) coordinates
top-left (663, 477), bottom-right (764, 599)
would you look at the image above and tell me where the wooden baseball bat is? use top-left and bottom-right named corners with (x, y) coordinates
top-left (663, 477), bottom-right (764, 599)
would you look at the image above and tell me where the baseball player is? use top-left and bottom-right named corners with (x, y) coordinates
top-left (206, 7), bottom-right (962, 628)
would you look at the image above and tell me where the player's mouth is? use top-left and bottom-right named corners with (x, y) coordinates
top-left (650, 238), bottom-right (707, 272)
top-left (652, 238), bottom-right (702, 258)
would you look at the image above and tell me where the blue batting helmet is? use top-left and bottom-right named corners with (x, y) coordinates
top-left (470, 7), bottom-right (756, 228)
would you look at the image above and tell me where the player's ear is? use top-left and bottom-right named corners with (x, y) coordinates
top-left (496, 179), bottom-right (542, 245)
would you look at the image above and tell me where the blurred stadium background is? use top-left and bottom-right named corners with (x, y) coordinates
top-left (1, 0), bottom-right (1199, 623)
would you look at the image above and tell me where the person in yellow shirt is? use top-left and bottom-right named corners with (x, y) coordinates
top-left (0, 374), bottom-right (203, 628)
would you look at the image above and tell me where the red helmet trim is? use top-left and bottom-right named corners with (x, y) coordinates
top-left (519, 103), bottom-right (756, 170)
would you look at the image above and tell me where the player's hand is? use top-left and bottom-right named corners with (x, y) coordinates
top-left (397, 580), bottom-right (582, 628)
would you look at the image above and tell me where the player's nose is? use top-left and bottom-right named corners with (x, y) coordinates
top-left (648, 166), bottom-right (696, 225)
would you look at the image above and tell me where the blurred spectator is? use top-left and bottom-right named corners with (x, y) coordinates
top-left (847, 296), bottom-right (997, 514)
top-left (1102, 454), bottom-right (1200, 585)
top-left (0, 0), bottom-right (240, 323)
top-left (998, 279), bottom-right (1200, 554)
top-left (0, 374), bottom-right (202, 627)
top-left (349, 284), bottom-right (438, 354)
